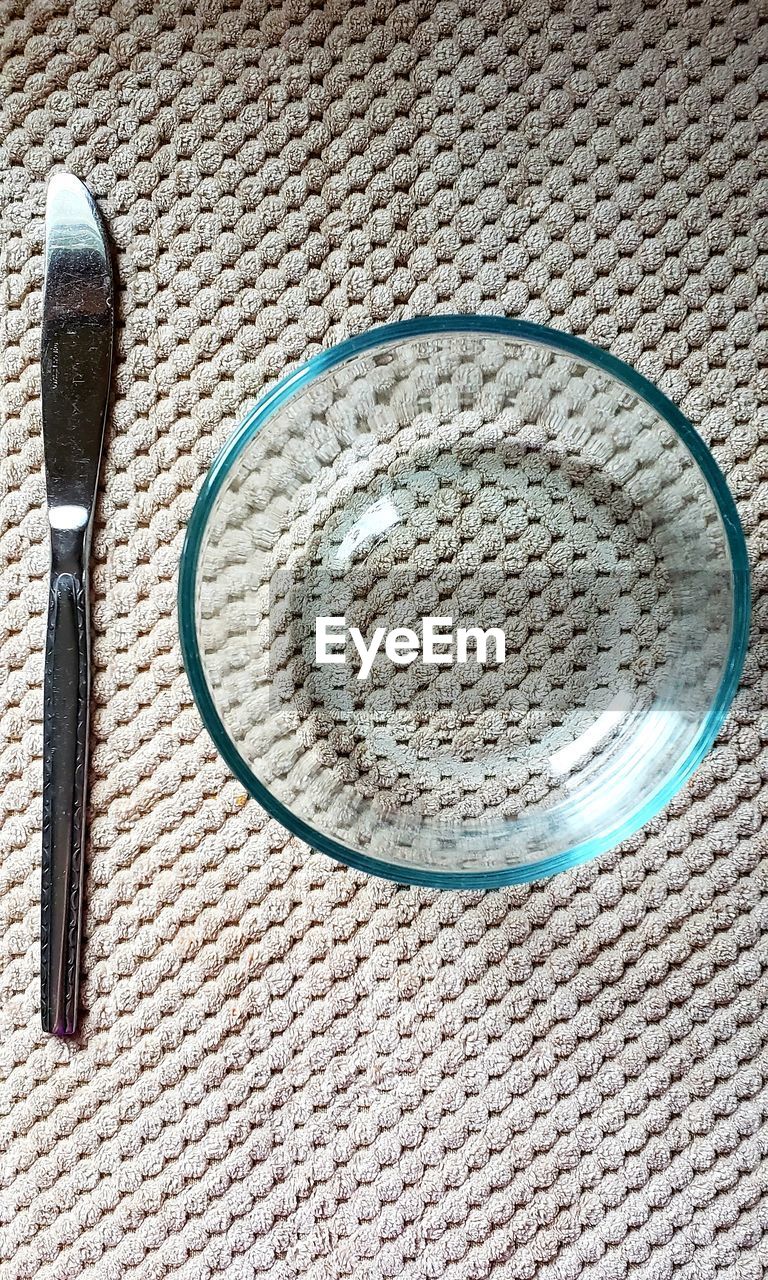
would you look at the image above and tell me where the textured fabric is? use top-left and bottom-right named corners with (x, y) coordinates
top-left (1, 2), bottom-right (767, 1279)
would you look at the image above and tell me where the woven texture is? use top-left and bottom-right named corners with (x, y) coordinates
top-left (1, 2), bottom-right (767, 1277)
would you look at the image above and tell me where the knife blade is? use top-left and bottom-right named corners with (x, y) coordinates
top-left (40, 174), bottom-right (114, 1035)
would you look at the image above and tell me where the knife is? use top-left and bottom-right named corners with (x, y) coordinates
top-left (40, 174), bottom-right (114, 1035)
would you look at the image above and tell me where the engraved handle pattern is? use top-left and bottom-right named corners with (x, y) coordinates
top-left (41, 541), bottom-right (89, 1036)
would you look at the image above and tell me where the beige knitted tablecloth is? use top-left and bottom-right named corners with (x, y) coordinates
top-left (1, 2), bottom-right (767, 1278)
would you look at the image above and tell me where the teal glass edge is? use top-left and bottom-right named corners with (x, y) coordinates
top-left (178, 315), bottom-right (751, 890)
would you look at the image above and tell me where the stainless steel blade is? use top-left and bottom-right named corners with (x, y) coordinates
top-left (41, 173), bottom-right (113, 527)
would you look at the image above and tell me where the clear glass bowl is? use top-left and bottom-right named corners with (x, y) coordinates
top-left (179, 317), bottom-right (750, 887)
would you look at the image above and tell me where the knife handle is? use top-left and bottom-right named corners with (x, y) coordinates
top-left (41, 525), bottom-right (90, 1036)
